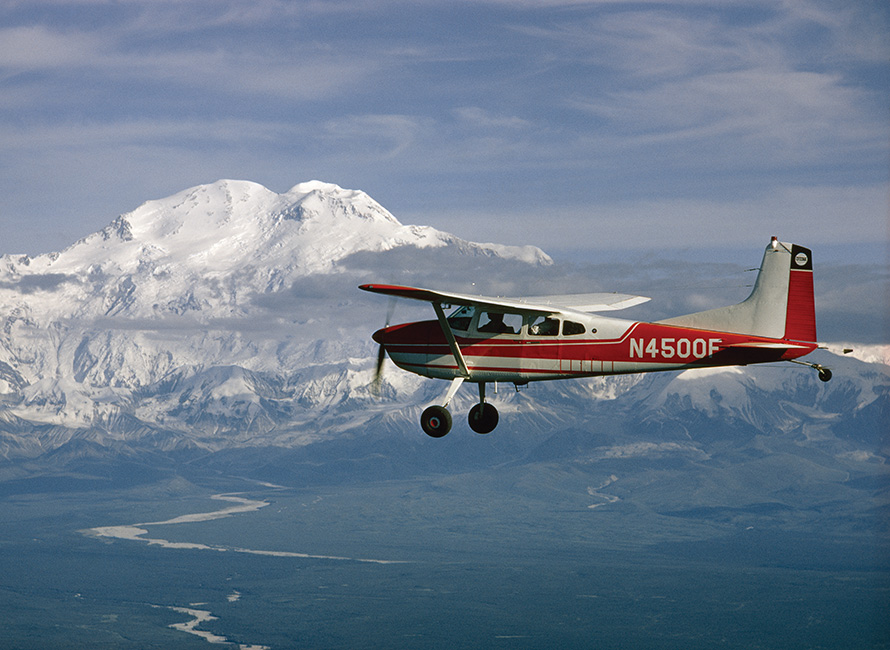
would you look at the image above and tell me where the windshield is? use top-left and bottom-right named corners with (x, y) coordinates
top-left (447, 305), bottom-right (474, 331)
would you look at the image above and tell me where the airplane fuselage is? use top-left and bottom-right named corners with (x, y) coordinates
top-left (373, 313), bottom-right (817, 384)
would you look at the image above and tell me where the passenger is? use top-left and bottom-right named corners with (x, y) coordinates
top-left (529, 316), bottom-right (559, 336)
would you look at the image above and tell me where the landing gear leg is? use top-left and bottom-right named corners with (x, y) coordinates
top-left (420, 377), bottom-right (464, 438)
top-left (468, 382), bottom-right (499, 434)
top-left (787, 359), bottom-right (832, 382)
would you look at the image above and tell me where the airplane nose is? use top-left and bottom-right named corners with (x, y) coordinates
top-left (371, 325), bottom-right (401, 345)
top-left (371, 328), bottom-right (389, 345)
top-left (371, 321), bottom-right (426, 346)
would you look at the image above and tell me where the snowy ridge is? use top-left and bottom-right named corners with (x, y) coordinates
top-left (0, 179), bottom-right (550, 323)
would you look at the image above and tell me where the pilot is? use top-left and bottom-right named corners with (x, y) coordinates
top-left (478, 312), bottom-right (514, 333)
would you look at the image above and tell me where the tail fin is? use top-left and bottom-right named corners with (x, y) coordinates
top-left (659, 237), bottom-right (817, 342)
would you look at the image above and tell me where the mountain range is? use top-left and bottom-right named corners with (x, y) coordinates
top-left (0, 180), bottom-right (885, 650)
top-left (0, 180), bottom-right (886, 492)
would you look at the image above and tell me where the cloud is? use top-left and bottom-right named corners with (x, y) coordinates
top-left (574, 68), bottom-right (880, 165)
top-left (321, 115), bottom-right (425, 159)
top-left (0, 15), bottom-right (381, 104)
top-left (515, 3), bottom-right (886, 158)
top-left (0, 25), bottom-right (104, 69)
top-left (117, 50), bottom-right (379, 102)
top-left (409, 182), bottom-right (889, 253)
top-left (0, 0), bottom-right (886, 258)
top-left (0, 273), bottom-right (78, 293)
top-left (0, 118), bottom-right (306, 150)
top-left (453, 107), bottom-right (532, 129)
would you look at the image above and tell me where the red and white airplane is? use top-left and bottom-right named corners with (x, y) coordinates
top-left (360, 237), bottom-right (831, 437)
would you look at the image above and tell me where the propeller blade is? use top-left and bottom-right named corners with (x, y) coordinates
top-left (370, 296), bottom-right (396, 397)
top-left (371, 344), bottom-right (386, 396)
top-left (375, 344), bottom-right (386, 379)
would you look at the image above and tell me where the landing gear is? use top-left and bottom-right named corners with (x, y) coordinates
top-left (468, 382), bottom-right (498, 434)
top-left (468, 403), bottom-right (498, 434)
top-left (467, 382), bottom-right (498, 433)
top-left (419, 380), bottom-right (500, 437)
top-left (787, 358), bottom-right (832, 382)
top-left (421, 405), bottom-right (452, 437)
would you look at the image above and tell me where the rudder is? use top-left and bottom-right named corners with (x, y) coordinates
top-left (783, 244), bottom-right (816, 342)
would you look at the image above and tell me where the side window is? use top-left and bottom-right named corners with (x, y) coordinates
top-left (477, 311), bottom-right (521, 335)
top-left (563, 320), bottom-right (586, 336)
top-left (447, 305), bottom-right (474, 332)
top-left (528, 315), bottom-right (559, 336)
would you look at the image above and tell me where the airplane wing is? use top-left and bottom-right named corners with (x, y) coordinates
top-left (509, 293), bottom-right (650, 312)
top-left (359, 284), bottom-right (649, 314)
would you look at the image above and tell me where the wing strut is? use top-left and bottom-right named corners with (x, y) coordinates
top-left (441, 377), bottom-right (465, 408)
top-left (432, 302), bottom-right (470, 378)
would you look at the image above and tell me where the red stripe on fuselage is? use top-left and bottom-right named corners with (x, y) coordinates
top-left (377, 319), bottom-right (816, 379)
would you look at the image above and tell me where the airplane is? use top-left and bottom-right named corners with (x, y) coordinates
top-left (360, 237), bottom-right (831, 437)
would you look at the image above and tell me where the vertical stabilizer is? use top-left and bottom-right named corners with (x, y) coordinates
top-left (659, 238), bottom-right (817, 342)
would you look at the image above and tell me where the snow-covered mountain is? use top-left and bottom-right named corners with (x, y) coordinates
top-left (0, 179), bottom-right (548, 446)
top-left (0, 179), bottom-right (547, 322)
top-left (0, 180), bottom-right (886, 477)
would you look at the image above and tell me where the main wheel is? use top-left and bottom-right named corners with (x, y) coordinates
top-left (421, 405), bottom-right (452, 438)
top-left (468, 403), bottom-right (499, 434)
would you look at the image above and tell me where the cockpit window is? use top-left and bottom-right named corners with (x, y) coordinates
top-left (447, 305), bottom-right (474, 331)
top-left (528, 315), bottom-right (559, 336)
top-left (477, 311), bottom-right (521, 335)
top-left (563, 320), bottom-right (586, 336)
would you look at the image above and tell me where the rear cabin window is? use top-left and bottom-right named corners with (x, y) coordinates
top-left (562, 320), bottom-right (586, 336)
top-left (477, 311), bottom-right (522, 335)
top-left (528, 315), bottom-right (559, 336)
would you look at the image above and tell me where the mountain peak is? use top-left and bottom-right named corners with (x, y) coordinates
top-left (287, 180), bottom-right (345, 194)
top-left (0, 179), bottom-right (550, 323)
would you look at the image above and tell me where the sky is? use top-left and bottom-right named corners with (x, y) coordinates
top-left (0, 0), bottom-right (887, 257)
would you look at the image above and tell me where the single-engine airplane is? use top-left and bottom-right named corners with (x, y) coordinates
top-left (360, 237), bottom-right (831, 437)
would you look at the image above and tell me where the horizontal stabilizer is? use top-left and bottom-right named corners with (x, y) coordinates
top-left (719, 341), bottom-right (812, 350)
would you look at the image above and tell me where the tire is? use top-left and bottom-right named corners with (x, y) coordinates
top-left (421, 405), bottom-right (452, 437)
top-left (818, 368), bottom-right (832, 382)
top-left (468, 402), bottom-right (499, 434)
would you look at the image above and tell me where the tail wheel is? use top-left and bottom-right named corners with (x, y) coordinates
top-left (818, 368), bottom-right (832, 382)
top-left (468, 403), bottom-right (499, 434)
top-left (421, 405), bottom-right (452, 438)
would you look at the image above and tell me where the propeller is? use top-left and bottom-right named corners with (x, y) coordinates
top-left (370, 297), bottom-right (396, 396)
top-left (372, 344), bottom-right (387, 395)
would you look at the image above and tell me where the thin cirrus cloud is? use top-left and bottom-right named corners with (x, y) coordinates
top-left (0, 25), bottom-right (103, 69)
top-left (0, 27), bottom-right (377, 104)
top-left (0, 0), bottom-right (886, 256)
